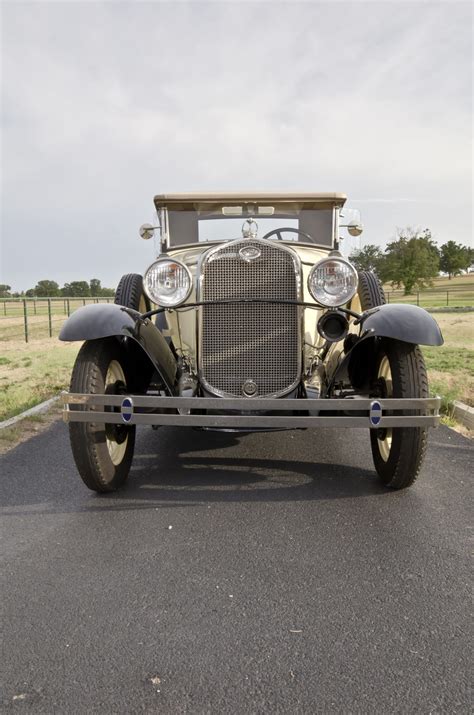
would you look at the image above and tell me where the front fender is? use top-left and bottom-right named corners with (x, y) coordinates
top-left (59, 304), bottom-right (177, 394)
top-left (324, 303), bottom-right (443, 395)
top-left (359, 303), bottom-right (443, 346)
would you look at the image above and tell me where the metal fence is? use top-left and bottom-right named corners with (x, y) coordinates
top-left (385, 284), bottom-right (474, 308)
top-left (0, 297), bottom-right (111, 342)
top-left (1, 285), bottom-right (473, 343)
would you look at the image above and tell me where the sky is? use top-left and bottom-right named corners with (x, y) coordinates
top-left (1, 0), bottom-right (472, 292)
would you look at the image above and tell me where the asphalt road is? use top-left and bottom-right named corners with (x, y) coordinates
top-left (1, 420), bottom-right (471, 714)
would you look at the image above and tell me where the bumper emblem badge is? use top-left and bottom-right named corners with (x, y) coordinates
top-left (121, 397), bottom-right (134, 423)
top-left (370, 400), bottom-right (382, 426)
top-left (239, 245), bottom-right (261, 262)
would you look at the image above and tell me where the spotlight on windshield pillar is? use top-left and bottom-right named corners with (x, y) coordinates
top-left (347, 220), bottom-right (364, 237)
top-left (139, 223), bottom-right (155, 240)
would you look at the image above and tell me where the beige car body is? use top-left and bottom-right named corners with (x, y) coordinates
top-left (151, 192), bottom-right (352, 392)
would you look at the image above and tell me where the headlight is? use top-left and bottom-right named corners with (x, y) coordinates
top-left (143, 258), bottom-right (192, 307)
top-left (308, 257), bottom-right (358, 307)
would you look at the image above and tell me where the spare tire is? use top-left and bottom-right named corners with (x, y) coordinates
top-left (114, 273), bottom-right (150, 313)
top-left (357, 271), bottom-right (386, 310)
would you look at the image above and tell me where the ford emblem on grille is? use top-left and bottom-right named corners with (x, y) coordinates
top-left (239, 245), bottom-right (261, 262)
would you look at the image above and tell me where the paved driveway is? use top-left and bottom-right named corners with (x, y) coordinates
top-left (1, 422), bottom-right (471, 713)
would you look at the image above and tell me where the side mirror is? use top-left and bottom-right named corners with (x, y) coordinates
top-left (347, 220), bottom-right (364, 237)
top-left (139, 223), bottom-right (156, 240)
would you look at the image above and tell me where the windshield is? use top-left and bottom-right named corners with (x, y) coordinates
top-left (166, 208), bottom-right (335, 247)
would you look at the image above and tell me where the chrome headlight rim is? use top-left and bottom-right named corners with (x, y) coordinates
top-left (307, 256), bottom-right (358, 308)
top-left (143, 257), bottom-right (193, 308)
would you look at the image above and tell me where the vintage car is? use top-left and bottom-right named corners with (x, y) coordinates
top-left (60, 192), bottom-right (443, 493)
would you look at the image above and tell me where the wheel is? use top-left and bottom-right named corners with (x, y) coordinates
top-left (114, 273), bottom-right (150, 313)
top-left (69, 338), bottom-right (136, 492)
top-left (356, 270), bottom-right (386, 311)
top-left (370, 339), bottom-right (429, 489)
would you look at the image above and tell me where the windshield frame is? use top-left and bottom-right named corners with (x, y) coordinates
top-left (156, 205), bottom-right (340, 253)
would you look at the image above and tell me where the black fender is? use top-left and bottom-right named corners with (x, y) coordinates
top-left (324, 304), bottom-right (443, 395)
top-left (359, 303), bottom-right (443, 346)
top-left (59, 303), bottom-right (178, 394)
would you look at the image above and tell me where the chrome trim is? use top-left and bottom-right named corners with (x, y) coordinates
top-left (307, 256), bottom-right (358, 308)
top-left (143, 256), bottom-right (193, 308)
top-left (196, 237), bottom-right (304, 398)
top-left (158, 207), bottom-right (169, 253)
top-left (62, 392), bottom-right (441, 429)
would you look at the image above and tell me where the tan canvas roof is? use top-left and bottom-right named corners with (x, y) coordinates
top-left (154, 192), bottom-right (347, 211)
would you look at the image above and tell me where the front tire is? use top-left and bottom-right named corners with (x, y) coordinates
top-left (370, 339), bottom-right (429, 490)
top-left (69, 338), bottom-right (136, 493)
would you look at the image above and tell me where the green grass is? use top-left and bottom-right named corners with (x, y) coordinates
top-left (0, 341), bottom-right (80, 421)
top-left (422, 313), bottom-right (474, 412)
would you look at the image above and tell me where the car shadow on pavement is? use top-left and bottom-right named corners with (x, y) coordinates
top-left (1, 424), bottom-right (389, 515)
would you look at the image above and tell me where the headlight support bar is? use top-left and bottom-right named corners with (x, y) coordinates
top-left (141, 301), bottom-right (362, 321)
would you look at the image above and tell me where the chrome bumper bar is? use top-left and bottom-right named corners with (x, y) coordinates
top-left (61, 393), bottom-right (441, 429)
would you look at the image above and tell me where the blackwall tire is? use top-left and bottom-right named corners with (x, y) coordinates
top-left (114, 273), bottom-right (150, 313)
top-left (69, 338), bottom-right (136, 493)
top-left (357, 270), bottom-right (386, 310)
top-left (370, 339), bottom-right (429, 490)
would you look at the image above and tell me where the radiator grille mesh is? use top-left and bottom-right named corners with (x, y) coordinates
top-left (200, 240), bottom-right (300, 396)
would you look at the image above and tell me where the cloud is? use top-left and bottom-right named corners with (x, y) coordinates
top-left (1, 1), bottom-right (472, 290)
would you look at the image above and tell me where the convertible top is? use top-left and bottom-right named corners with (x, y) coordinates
top-left (154, 192), bottom-right (347, 211)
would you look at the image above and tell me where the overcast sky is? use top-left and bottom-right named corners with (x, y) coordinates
top-left (1, 0), bottom-right (472, 292)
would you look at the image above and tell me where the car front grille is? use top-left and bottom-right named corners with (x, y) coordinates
top-left (200, 239), bottom-right (301, 397)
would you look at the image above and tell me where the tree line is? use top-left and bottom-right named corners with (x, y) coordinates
top-left (1, 232), bottom-right (472, 300)
top-left (0, 279), bottom-right (115, 299)
top-left (349, 230), bottom-right (473, 294)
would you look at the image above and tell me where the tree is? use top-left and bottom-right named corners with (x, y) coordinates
top-left (27, 280), bottom-right (60, 297)
top-left (61, 281), bottom-right (91, 297)
top-left (349, 244), bottom-right (385, 274)
top-left (439, 241), bottom-right (473, 279)
top-left (381, 228), bottom-right (439, 295)
top-left (0, 284), bottom-right (11, 298)
top-left (89, 278), bottom-right (102, 296)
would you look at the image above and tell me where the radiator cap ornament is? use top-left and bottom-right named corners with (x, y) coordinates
top-left (239, 245), bottom-right (261, 262)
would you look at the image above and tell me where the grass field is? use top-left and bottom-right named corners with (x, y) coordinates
top-left (0, 311), bottom-right (472, 428)
top-left (0, 339), bottom-right (80, 421)
top-left (423, 312), bottom-right (474, 411)
top-left (0, 297), bottom-right (111, 341)
top-left (383, 274), bottom-right (474, 308)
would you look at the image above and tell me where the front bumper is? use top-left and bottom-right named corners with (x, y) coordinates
top-left (61, 393), bottom-right (441, 429)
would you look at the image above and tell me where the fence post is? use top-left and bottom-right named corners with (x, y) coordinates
top-left (416, 291), bottom-right (419, 307)
top-left (67, 299), bottom-right (71, 317)
top-left (63, 299), bottom-right (67, 315)
top-left (3, 301), bottom-right (6, 316)
top-left (33, 299), bottom-right (37, 315)
top-left (48, 299), bottom-right (52, 337)
top-left (447, 290), bottom-right (449, 307)
top-left (23, 299), bottom-right (29, 343)
top-left (387, 292), bottom-right (390, 304)
top-left (83, 298), bottom-right (86, 307)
